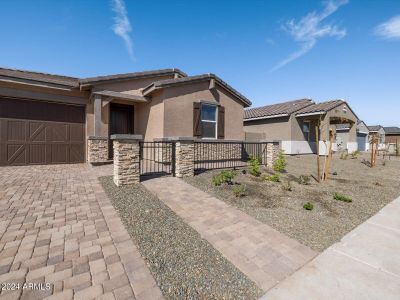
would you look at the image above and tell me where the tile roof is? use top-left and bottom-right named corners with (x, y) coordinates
top-left (368, 125), bottom-right (382, 132)
top-left (144, 74), bottom-right (252, 107)
top-left (0, 67), bottom-right (79, 87)
top-left (295, 100), bottom-right (344, 115)
top-left (79, 68), bottom-right (187, 85)
top-left (244, 99), bottom-right (313, 120)
top-left (383, 126), bottom-right (400, 134)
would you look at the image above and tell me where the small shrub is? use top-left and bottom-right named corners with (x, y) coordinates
top-left (334, 192), bottom-right (352, 203)
top-left (374, 181), bottom-right (383, 186)
top-left (212, 170), bottom-right (237, 186)
top-left (332, 171), bottom-right (338, 176)
top-left (264, 173), bottom-right (280, 182)
top-left (248, 155), bottom-right (261, 177)
top-left (282, 181), bottom-right (292, 191)
top-left (273, 150), bottom-right (287, 173)
top-left (233, 184), bottom-right (246, 197)
top-left (350, 150), bottom-right (360, 159)
top-left (303, 202), bottom-right (314, 210)
top-left (340, 152), bottom-right (349, 160)
top-left (298, 175), bottom-right (311, 185)
top-left (220, 170), bottom-right (237, 184)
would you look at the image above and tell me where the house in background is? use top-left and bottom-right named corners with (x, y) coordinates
top-left (0, 67), bottom-right (251, 166)
top-left (367, 125), bottom-right (386, 149)
top-left (244, 98), bottom-right (358, 155)
top-left (356, 120), bottom-right (370, 151)
top-left (383, 127), bottom-right (400, 144)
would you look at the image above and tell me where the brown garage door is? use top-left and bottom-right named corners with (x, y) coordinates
top-left (0, 97), bottom-right (85, 166)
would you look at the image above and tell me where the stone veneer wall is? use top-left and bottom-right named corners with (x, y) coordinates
top-left (111, 135), bottom-right (142, 186)
top-left (175, 140), bottom-right (194, 178)
top-left (88, 137), bottom-right (108, 164)
top-left (265, 141), bottom-right (280, 168)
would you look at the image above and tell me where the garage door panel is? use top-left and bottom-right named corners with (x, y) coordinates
top-left (0, 98), bottom-right (85, 166)
top-left (29, 122), bottom-right (46, 142)
top-left (70, 144), bottom-right (84, 163)
top-left (7, 120), bottom-right (26, 142)
top-left (29, 144), bottom-right (46, 164)
top-left (7, 144), bottom-right (27, 165)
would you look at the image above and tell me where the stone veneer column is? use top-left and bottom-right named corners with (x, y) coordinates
top-left (266, 141), bottom-right (280, 168)
top-left (173, 138), bottom-right (195, 178)
top-left (111, 134), bottom-right (143, 186)
top-left (88, 136), bottom-right (109, 164)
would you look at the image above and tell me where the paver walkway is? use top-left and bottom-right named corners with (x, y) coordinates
top-left (0, 164), bottom-right (163, 300)
top-left (262, 196), bottom-right (400, 300)
top-left (143, 177), bottom-right (317, 292)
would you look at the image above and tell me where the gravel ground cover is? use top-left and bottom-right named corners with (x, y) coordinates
top-left (99, 176), bottom-right (263, 299)
top-left (184, 153), bottom-right (400, 252)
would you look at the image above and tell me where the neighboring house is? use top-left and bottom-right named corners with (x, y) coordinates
top-left (356, 120), bottom-right (370, 151)
top-left (368, 125), bottom-right (386, 149)
top-left (383, 127), bottom-right (400, 144)
top-left (244, 99), bottom-right (358, 155)
top-left (0, 67), bottom-right (251, 166)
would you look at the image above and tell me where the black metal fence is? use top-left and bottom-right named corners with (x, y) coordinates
top-left (139, 141), bottom-right (175, 177)
top-left (194, 141), bottom-right (267, 173)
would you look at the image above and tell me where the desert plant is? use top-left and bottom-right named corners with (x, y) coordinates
top-left (332, 171), bottom-right (338, 176)
top-left (248, 155), bottom-right (261, 177)
top-left (340, 152), bottom-right (349, 160)
top-left (350, 150), bottom-right (360, 159)
top-left (303, 202), bottom-right (314, 210)
top-left (334, 192), bottom-right (352, 202)
top-left (212, 170), bottom-right (237, 186)
top-left (282, 181), bottom-right (292, 191)
top-left (233, 184), bottom-right (246, 197)
top-left (273, 150), bottom-right (287, 173)
top-left (264, 173), bottom-right (280, 182)
top-left (298, 175), bottom-right (311, 185)
top-left (220, 170), bottom-right (237, 184)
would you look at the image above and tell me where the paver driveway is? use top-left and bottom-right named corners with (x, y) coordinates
top-left (0, 164), bottom-right (163, 300)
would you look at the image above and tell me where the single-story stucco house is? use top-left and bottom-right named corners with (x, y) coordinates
top-left (243, 98), bottom-right (358, 155)
top-left (367, 125), bottom-right (386, 149)
top-left (0, 67), bottom-right (251, 166)
top-left (383, 126), bottom-right (400, 144)
top-left (356, 120), bottom-right (370, 151)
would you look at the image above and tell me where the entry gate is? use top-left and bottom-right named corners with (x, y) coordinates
top-left (139, 141), bottom-right (175, 178)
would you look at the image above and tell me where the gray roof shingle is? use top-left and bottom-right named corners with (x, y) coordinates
top-left (295, 100), bottom-right (344, 115)
top-left (244, 99), bottom-right (313, 120)
top-left (383, 126), bottom-right (400, 134)
top-left (368, 125), bottom-right (382, 132)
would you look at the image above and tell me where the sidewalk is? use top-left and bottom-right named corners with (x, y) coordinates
top-left (262, 196), bottom-right (400, 300)
top-left (143, 177), bottom-right (317, 292)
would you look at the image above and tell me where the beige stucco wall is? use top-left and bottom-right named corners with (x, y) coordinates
top-left (243, 116), bottom-right (291, 140)
top-left (162, 82), bottom-right (245, 140)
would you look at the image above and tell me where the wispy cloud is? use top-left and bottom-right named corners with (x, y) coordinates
top-left (111, 0), bottom-right (134, 59)
top-left (374, 15), bottom-right (400, 40)
top-left (272, 0), bottom-right (348, 71)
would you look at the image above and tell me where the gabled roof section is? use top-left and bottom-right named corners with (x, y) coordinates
top-left (92, 90), bottom-right (147, 103)
top-left (383, 126), bottom-right (400, 134)
top-left (0, 67), bottom-right (79, 87)
top-left (368, 125), bottom-right (383, 132)
top-left (244, 99), bottom-right (313, 120)
top-left (295, 100), bottom-right (344, 116)
top-left (142, 74), bottom-right (252, 107)
top-left (79, 68), bottom-right (187, 87)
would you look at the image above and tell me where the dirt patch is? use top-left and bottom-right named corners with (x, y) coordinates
top-left (184, 153), bottom-right (400, 251)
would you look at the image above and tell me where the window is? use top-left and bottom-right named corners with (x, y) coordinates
top-left (303, 121), bottom-right (310, 141)
top-left (201, 104), bottom-right (217, 138)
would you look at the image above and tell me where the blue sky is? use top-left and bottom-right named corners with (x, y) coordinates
top-left (1, 0), bottom-right (399, 126)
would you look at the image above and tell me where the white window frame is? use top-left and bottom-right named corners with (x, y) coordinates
top-left (201, 103), bottom-right (218, 139)
top-left (303, 121), bottom-right (311, 141)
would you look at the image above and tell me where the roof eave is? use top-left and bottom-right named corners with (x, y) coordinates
top-left (296, 111), bottom-right (326, 117)
top-left (244, 113), bottom-right (289, 121)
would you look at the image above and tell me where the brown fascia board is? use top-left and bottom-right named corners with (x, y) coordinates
top-left (142, 74), bottom-right (252, 107)
top-left (79, 68), bottom-right (187, 89)
top-left (0, 67), bottom-right (79, 88)
top-left (92, 90), bottom-right (148, 102)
